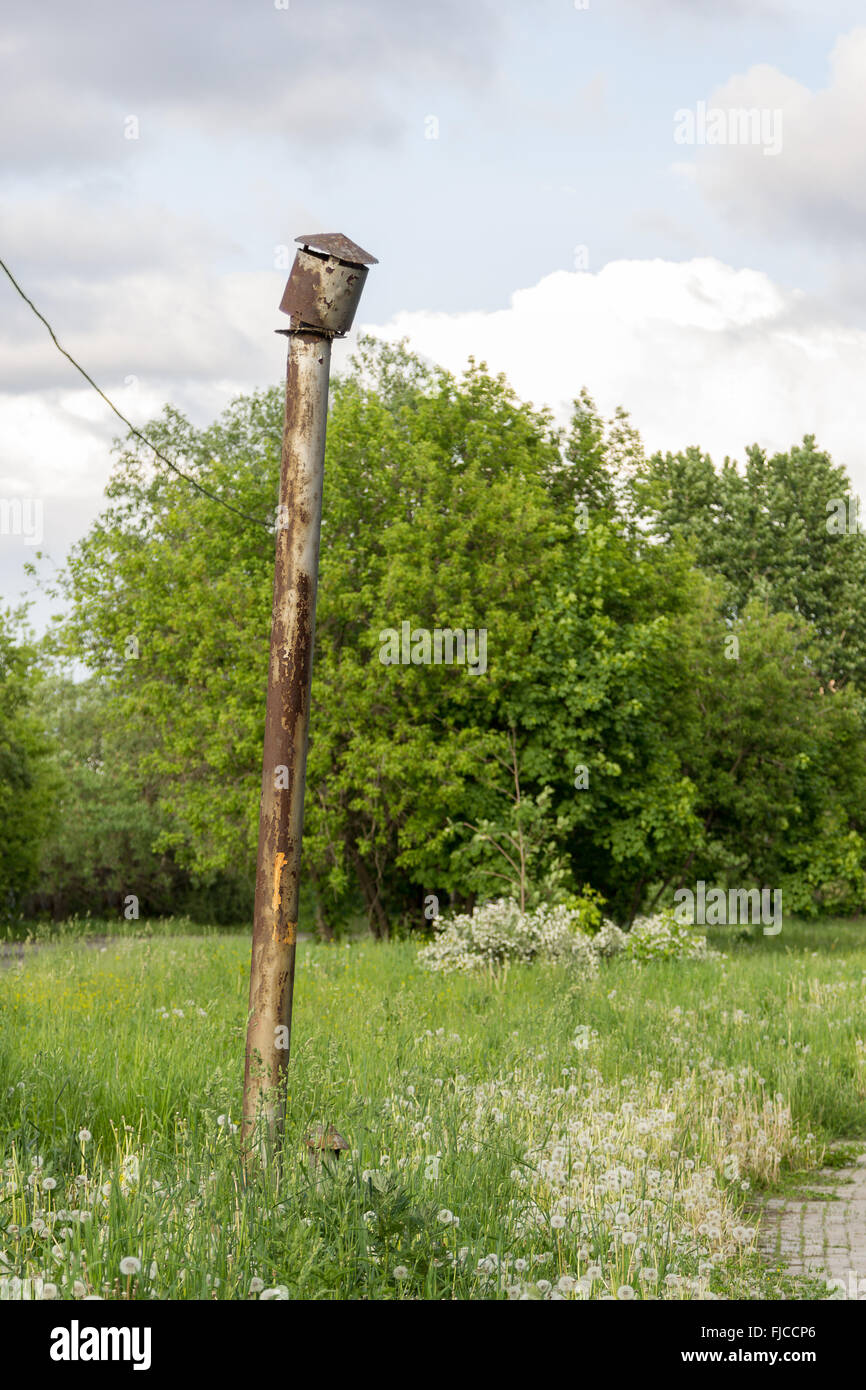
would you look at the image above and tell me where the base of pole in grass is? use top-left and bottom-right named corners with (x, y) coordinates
top-left (240, 1078), bottom-right (287, 1175)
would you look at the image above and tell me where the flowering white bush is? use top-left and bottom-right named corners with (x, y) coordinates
top-left (418, 901), bottom-right (715, 974)
top-left (593, 918), bottom-right (628, 958)
top-left (417, 898), bottom-right (600, 975)
top-left (625, 911), bottom-right (719, 963)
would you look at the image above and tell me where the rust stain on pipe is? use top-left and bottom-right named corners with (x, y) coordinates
top-left (272, 850), bottom-right (287, 913)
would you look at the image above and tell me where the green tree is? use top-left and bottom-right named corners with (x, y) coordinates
top-left (57, 346), bottom-right (566, 932)
top-left (640, 437), bottom-right (866, 688)
top-left (0, 610), bottom-right (51, 911)
top-left (30, 675), bottom-right (250, 921)
top-left (54, 344), bottom-right (866, 930)
top-left (656, 577), bottom-right (866, 914)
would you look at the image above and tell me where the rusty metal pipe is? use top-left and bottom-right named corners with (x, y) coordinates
top-left (242, 330), bottom-right (331, 1149)
top-left (242, 232), bottom-right (376, 1158)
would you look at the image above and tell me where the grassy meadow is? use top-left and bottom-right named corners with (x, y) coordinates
top-left (1, 918), bottom-right (865, 1301)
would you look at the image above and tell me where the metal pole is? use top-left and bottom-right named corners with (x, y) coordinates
top-left (242, 331), bottom-right (331, 1148)
top-left (242, 232), bottom-right (376, 1155)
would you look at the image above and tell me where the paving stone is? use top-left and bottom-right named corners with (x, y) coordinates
top-left (759, 1150), bottom-right (866, 1296)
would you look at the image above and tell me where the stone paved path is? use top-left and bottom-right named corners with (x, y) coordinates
top-left (759, 1150), bottom-right (866, 1298)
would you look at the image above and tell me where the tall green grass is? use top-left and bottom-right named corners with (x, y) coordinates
top-left (1, 921), bottom-right (863, 1300)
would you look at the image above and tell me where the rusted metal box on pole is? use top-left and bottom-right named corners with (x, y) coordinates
top-left (278, 232), bottom-right (378, 337)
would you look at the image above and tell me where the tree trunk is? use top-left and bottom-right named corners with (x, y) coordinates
top-left (352, 850), bottom-right (389, 939)
top-left (309, 869), bottom-right (334, 941)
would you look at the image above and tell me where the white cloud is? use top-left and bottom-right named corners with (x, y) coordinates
top-left (616, 0), bottom-right (862, 22)
top-left (0, 0), bottom-right (502, 170)
top-left (691, 28), bottom-right (866, 246)
top-left (0, 193), bottom-right (233, 277)
top-left (0, 266), bottom-right (284, 392)
top-left (363, 256), bottom-right (866, 486)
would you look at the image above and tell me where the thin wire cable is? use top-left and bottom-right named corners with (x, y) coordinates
top-left (0, 256), bottom-right (272, 531)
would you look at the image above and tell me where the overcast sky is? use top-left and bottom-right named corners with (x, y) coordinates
top-left (3, 0), bottom-right (866, 628)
